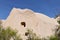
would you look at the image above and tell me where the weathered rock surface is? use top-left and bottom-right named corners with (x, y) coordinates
top-left (2, 8), bottom-right (58, 40)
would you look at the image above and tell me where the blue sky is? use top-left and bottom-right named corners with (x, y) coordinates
top-left (0, 0), bottom-right (60, 19)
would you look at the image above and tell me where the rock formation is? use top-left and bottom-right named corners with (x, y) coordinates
top-left (2, 8), bottom-right (58, 40)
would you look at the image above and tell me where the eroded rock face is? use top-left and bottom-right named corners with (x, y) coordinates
top-left (2, 8), bottom-right (58, 40)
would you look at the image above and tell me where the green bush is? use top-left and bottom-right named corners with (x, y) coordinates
top-left (57, 21), bottom-right (60, 24)
top-left (49, 35), bottom-right (58, 40)
top-left (26, 29), bottom-right (41, 40)
top-left (0, 20), bottom-right (22, 40)
top-left (0, 27), bottom-right (22, 40)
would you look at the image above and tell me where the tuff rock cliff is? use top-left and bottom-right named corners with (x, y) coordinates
top-left (2, 8), bottom-right (58, 40)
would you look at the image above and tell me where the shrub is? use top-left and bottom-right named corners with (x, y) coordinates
top-left (0, 20), bottom-right (22, 40)
top-left (26, 29), bottom-right (41, 40)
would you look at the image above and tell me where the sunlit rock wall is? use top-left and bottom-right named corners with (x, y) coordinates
top-left (2, 8), bottom-right (58, 40)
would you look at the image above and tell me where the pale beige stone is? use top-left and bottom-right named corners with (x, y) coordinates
top-left (2, 8), bottom-right (58, 40)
